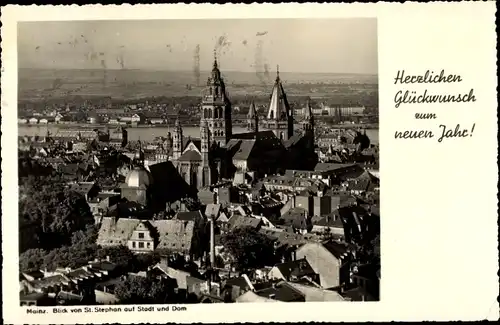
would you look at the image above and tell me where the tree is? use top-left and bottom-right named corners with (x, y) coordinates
top-left (220, 227), bottom-right (276, 271)
top-left (182, 197), bottom-right (202, 212)
top-left (320, 227), bottom-right (334, 241)
top-left (19, 175), bottom-right (95, 251)
top-left (114, 275), bottom-right (175, 304)
top-left (97, 245), bottom-right (136, 273)
top-left (132, 252), bottom-right (162, 273)
top-left (71, 224), bottom-right (99, 247)
top-left (19, 248), bottom-right (47, 273)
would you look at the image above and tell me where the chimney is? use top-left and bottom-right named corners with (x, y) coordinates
top-left (209, 216), bottom-right (215, 267)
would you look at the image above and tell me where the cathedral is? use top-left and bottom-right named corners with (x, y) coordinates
top-left (170, 55), bottom-right (317, 190)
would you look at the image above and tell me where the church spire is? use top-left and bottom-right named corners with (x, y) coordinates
top-left (173, 117), bottom-right (183, 160)
top-left (267, 67), bottom-right (289, 121)
top-left (303, 98), bottom-right (313, 120)
top-left (248, 101), bottom-right (257, 118)
top-left (247, 101), bottom-right (259, 133)
top-left (213, 49), bottom-right (218, 69)
top-left (202, 49), bottom-right (232, 146)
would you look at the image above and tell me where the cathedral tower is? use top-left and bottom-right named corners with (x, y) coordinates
top-left (302, 98), bottom-right (315, 150)
top-left (172, 118), bottom-right (183, 160)
top-left (302, 98), bottom-right (314, 132)
top-left (247, 101), bottom-right (259, 133)
top-left (266, 66), bottom-right (293, 141)
top-left (198, 119), bottom-right (212, 188)
top-left (200, 51), bottom-right (232, 146)
top-left (200, 119), bottom-right (210, 164)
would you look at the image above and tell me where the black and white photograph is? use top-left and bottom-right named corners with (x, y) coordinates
top-left (17, 18), bottom-right (380, 306)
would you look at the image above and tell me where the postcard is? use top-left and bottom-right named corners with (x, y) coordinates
top-left (1, 2), bottom-right (498, 324)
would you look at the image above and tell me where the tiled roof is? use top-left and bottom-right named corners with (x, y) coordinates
top-left (205, 203), bottom-right (221, 218)
top-left (175, 211), bottom-right (204, 223)
top-left (177, 150), bottom-right (202, 162)
top-left (227, 215), bottom-right (262, 231)
top-left (89, 261), bottom-right (118, 272)
top-left (284, 132), bottom-right (304, 149)
top-left (30, 274), bottom-right (71, 289)
top-left (97, 217), bottom-right (195, 252)
top-left (152, 219), bottom-right (195, 252)
top-left (280, 207), bottom-right (308, 229)
top-left (97, 217), bottom-right (140, 246)
top-left (312, 215), bottom-right (343, 228)
top-left (232, 139), bottom-right (256, 160)
top-left (20, 292), bottom-right (47, 301)
top-left (182, 138), bottom-right (201, 152)
top-left (67, 268), bottom-right (95, 280)
top-left (236, 291), bottom-right (277, 303)
top-left (223, 276), bottom-right (251, 291)
top-left (314, 163), bottom-right (358, 172)
top-left (255, 282), bottom-right (304, 302)
top-left (70, 182), bottom-right (96, 195)
top-left (154, 262), bottom-right (191, 289)
top-left (322, 241), bottom-right (350, 259)
top-left (56, 291), bottom-right (84, 302)
top-left (286, 282), bottom-right (345, 302)
top-left (341, 286), bottom-right (376, 301)
top-left (273, 258), bottom-right (315, 279)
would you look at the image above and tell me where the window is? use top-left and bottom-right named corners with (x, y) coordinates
top-left (138, 232), bottom-right (144, 239)
top-left (139, 242), bottom-right (144, 248)
top-left (147, 242), bottom-right (151, 248)
top-left (132, 242), bottom-right (136, 248)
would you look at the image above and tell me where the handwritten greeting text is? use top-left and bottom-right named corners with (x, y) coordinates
top-left (393, 70), bottom-right (477, 143)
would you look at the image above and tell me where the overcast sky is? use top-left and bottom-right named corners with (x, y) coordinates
top-left (18, 18), bottom-right (377, 74)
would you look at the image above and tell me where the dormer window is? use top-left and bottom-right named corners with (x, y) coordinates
top-left (138, 232), bottom-right (144, 239)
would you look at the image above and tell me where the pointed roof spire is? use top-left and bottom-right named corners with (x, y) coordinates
top-left (175, 117), bottom-right (180, 127)
top-left (276, 65), bottom-right (280, 80)
top-left (267, 64), bottom-right (290, 120)
top-left (213, 48), bottom-right (218, 69)
top-left (248, 101), bottom-right (257, 118)
top-left (303, 98), bottom-right (313, 119)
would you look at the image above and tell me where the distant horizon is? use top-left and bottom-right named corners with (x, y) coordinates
top-left (19, 67), bottom-right (378, 77)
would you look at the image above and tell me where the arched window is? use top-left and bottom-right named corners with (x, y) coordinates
top-left (280, 132), bottom-right (284, 140)
top-left (220, 131), bottom-right (224, 136)
top-left (270, 111), bottom-right (274, 119)
top-left (214, 108), bottom-right (218, 119)
top-left (218, 107), bottom-right (223, 119)
top-left (208, 109), bottom-right (212, 119)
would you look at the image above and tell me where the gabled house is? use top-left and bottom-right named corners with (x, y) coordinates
top-left (279, 207), bottom-right (311, 234)
top-left (267, 258), bottom-right (317, 282)
top-left (311, 214), bottom-right (345, 236)
top-left (97, 217), bottom-right (199, 257)
top-left (296, 241), bottom-right (353, 290)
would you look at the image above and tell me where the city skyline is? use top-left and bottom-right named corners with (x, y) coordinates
top-left (18, 18), bottom-right (378, 74)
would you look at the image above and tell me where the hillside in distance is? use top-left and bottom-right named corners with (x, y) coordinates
top-left (18, 68), bottom-right (378, 101)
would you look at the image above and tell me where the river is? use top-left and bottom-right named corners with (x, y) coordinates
top-left (18, 125), bottom-right (379, 144)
